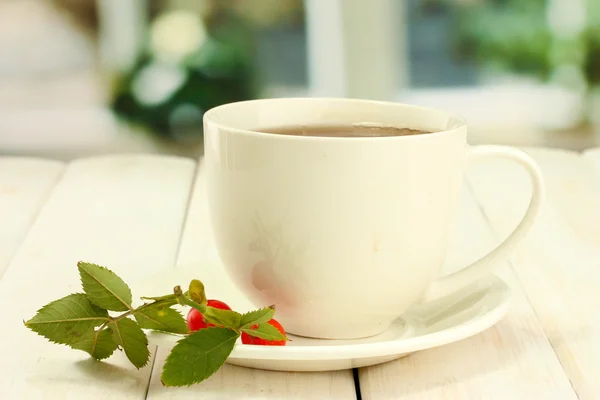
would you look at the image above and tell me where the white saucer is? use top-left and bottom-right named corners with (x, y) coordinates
top-left (132, 265), bottom-right (511, 372)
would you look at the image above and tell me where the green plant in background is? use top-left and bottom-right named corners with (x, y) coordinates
top-left (453, 0), bottom-right (600, 88)
top-left (454, 0), bottom-right (551, 79)
top-left (583, 0), bottom-right (600, 86)
top-left (111, 5), bottom-right (256, 142)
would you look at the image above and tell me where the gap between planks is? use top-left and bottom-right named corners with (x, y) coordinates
top-left (357, 168), bottom-right (578, 399)
top-left (144, 159), bottom-right (358, 399)
top-left (0, 154), bottom-right (197, 399)
top-left (467, 147), bottom-right (600, 399)
top-left (0, 157), bottom-right (65, 276)
top-left (142, 159), bottom-right (202, 399)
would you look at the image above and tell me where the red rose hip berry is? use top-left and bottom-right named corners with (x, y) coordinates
top-left (186, 299), bottom-right (232, 332)
top-left (241, 319), bottom-right (287, 346)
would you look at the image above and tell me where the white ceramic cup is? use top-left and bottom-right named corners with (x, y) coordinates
top-left (203, 98), bottom-right (545, 339)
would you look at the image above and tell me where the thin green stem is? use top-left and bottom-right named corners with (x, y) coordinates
top-left (140, 293), bottom-right (177, 302)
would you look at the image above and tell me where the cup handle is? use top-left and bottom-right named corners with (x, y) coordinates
top-left (420, 145), bottom-right (546, 302)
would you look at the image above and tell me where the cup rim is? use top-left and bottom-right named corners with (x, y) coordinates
top-left (203, 97), bottom-right (467, 141)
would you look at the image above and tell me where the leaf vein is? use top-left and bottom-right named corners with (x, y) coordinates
top-left (82, 269), bottom-right (132, 311)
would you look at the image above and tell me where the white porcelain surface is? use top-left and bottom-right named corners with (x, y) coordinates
top-left (203, 98), bottom-right (542, 339)
top-left (134, 265), bottom-right (510, 372)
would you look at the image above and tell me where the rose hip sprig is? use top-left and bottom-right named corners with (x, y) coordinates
top-left (24, 261), bottom-right (288, 387)
top-left (187, 299), bottom-right (232, 331)
top-left (186, 299), bottom-right (287, 346)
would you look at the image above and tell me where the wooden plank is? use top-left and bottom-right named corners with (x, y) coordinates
top-left (0, 157), bottom-right (64, 274)
top-left (0, 155), bottom-right (196, 399)
top-left (147, 160), bottom-right (358, 399)
top-left (467, 147), bottom-right (600, 399)
top-left (583, 147), bottom-right (600, 174)
top-left (358, 184), bottom-right (577, 399)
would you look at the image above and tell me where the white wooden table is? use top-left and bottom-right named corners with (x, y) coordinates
top-left (1, 147), bottom-right (599, 399)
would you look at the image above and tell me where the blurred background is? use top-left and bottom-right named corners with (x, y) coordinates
top-left (1, 0), bottom-right (599, 160)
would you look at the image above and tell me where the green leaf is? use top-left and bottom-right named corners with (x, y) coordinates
top-left (202, 307), bottom-right (242, 330)
top-left (161, 327), bottom-right (239, 386)
top-left (188, 279), bottom-right (207, 305)
top-left (240, 306), bottom-right (275, 329)
top-left (109, 318), bottom-right (150, 368)
top-left (25, 293), bottom-right (109, 346)
top-left (241, 323), bottom-right (288, 342)
top-left (78, 261), bottom-right (132, 311)
top-left (134, 303), bottom-right (188, 334)
top-left (71, 328), bottom-right (118, 360)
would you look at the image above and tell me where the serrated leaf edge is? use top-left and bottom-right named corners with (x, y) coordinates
top-left (241, 323), bottom-right (288, 341)
top-left (71, 328), bottom-right (118, 360)
top-left (239, 306), bottom-right (275, 329)
top-left (110, 318), bottom-right (150, 369)
top-left (77, 261), bottom-right (132, 311)
top-left (24, 293), bottom-right (110, 346)
top-left (161, 328), bottom-right (239, 387)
